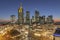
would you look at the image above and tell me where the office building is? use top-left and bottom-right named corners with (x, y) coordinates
top-left (18, 3), bottom-right (24, 25)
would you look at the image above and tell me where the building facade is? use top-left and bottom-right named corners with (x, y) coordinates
top-left (18, 3), bottom-right (24, 25)
top-left (47, 15), bottom-right (53, 24)
top-left (35, 10), bottom-right (40, 23)
top-left (26, 11), bottom-right (30, 25)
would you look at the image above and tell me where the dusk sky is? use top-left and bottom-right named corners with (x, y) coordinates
top-left (0, 0), bottom-right (60, 22)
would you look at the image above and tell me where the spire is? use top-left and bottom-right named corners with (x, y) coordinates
top-left (20, 3), bottom-right (23, 8)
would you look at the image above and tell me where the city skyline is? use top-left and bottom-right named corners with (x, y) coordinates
top-left (0, 0), bottom-right (60, 22)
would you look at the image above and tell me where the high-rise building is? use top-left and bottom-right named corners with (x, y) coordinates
top-left (39, 16), bottom-right (45, 24)
top-left (42, 15), bottom-right (45, 24)
top-left (10, 15), bottom-right (16, 24)
top-left (39, 17), bottom-right (43, 24)
top-left (32, 16), bottom-right (35, 23)
top-left (35, 10), bottom-right (40, 23)
top-left (18, 3), bottom-right (24, 25)
top-left (47, 15), bottom-right (53, 24)
top-left (24, 17), bottom-right (26, 24)
top-left (39, 16), bottom-right (41, 23)
top-left (26, 11), bottom-right (30, 24)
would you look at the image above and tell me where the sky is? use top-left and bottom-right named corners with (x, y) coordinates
top-left (0, 0), bottom-right (60, 22)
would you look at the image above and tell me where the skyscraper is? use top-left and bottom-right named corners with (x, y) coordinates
top-left (35, 10), bottom-right (40, 23)
top-left (32, 16), bottom-right (35, 23)
top-left (26, 11), bottom-right (30, 25)
top-left (47, 15), bottom-right (53, 24)
top-left (42, 15), bottom-right (45, 24)
top-left (18, 3), bottom-right (24, 25)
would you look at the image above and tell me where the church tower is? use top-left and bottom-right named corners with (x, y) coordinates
top-left (18, 3), bottom-right (24, 25)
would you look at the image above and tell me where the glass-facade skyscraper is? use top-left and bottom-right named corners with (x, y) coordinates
top-left (18, 3), bottom-right (24, 25)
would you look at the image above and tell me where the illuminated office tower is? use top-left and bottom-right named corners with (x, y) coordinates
top-left (47, 15), bottom-right (53, 24)
top-left (35, 10), bottom-right (40, 23)
top-left (18, 3), bottom-right (24, 25)
top-left (26, 11), bottom-right (30, 25)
